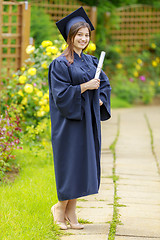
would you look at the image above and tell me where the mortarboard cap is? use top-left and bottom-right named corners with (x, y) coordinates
top-left (56, 7), bottom-right (94, 42)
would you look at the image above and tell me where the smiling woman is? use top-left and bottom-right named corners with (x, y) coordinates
top-left (73, 27), bottom-right (90, 54)
top-left (48, 6), bottom-right (111, 230)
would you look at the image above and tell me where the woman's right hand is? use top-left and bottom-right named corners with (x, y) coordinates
top-left (80, 78), bottom-right (100, 93)
top-left (87, 78), bottom-right (100, 90)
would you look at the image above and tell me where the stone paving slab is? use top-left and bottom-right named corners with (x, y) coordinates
top-left (117, 183), bottom-right (160, 193)
top-left (115, 107), bottom-right (160, 239)
top-left (115, 237), bottom-right (160, 240)
top-left (116, 217), bottom-right (160, 238)
top-left (77, 207), bottom-right (112, 223)
top-left (118, 203), bottom-right (160, 218)
top-left (61, 234), bottom-right (108, 240)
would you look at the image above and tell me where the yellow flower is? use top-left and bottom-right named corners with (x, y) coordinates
top-left (114, 46), bottom-right (121, 53)
top-left (36, 90), bottom-right (43, 97)
top-left (137, 58), bottom-right (142, 65)
top-left (24, 84), bottom-right (33, 94)
top-left (28, 67), bottom-right (37, 76)
top-left (21, 97), bottom-right (27, 105)
top-left (43, 104), bottom-right (49, 112)
top-left (12, 74), bottom-right (16, 78)
top-left (41, 62), bottom-right (48, 69)
top-left (43, 93), bottom-right (49, 100)
top-left (158, 82), bottom-right (160, 86)
top-left (37, 109), bottom-right (45, 117)
top-left (152, 60), bottom-right (157, 67)
top-left (41, 138), bottom-right (47, 147)
top-left (20, 67), bottom-right (25, 71)
top-left (150, 81), bottom-right (155, 86)
top-left (33, 96), bottom-right (39, 102)
top-left (56, 51), bottom-right (61, 57)
top-left (89, 42), bottom-right (96, 51)
top-left (62, 43), bottom-right (67, 51)
top-left (19, 75), bottom-right (27, 84)
top-left (34, 87), bottom-right (38, 93)
top-left (133, 71), bottom-right (139, 77)
top-left (18, 89), bottom-right (24, 97)
top-left (151, 43), bottom-right (156, 49)
top-left (46, 46), bottom-right (58, 54)
top-left (116, 63), bottom-right (123, 69)
top-left (26, 45), bottom-right (35, 54)
top-left (41, 40), bottom-right (53, 48)
top-left (136, 64), bottom-right (141, 70)
top-left (156, 57), bottom-right (159, 63)
top-left (39, 99), bottom-right (48, 106)
top-left (46, 52), bottom-right (51, 56)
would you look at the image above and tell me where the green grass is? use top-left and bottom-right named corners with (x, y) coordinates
top-left (144, 114), bottom-right (160, 174)
top-left (0, 143), bottom-right (61, 240)
top-left (111, 96), bottom-right (132, 109)
top-left (108, 115), bottom-right (121, 240)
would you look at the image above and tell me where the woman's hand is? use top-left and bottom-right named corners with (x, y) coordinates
top-left (86, 78), bottom-right (100, 90)
top-left (99, 99), bottom-right (103, 106)
top-left (80, 78), bottom-right (100, 93)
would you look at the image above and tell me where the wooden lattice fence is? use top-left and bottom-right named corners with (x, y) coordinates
top-left (108, 4), bottom-right (160, 53)
top-left (31, 0), bottom-right (97, 42)
top-left (0, 1), bottom-right (31, 80)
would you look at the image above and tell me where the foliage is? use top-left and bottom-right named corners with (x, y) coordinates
top-left (107, 35), bottom-right (160, 104)
top-left (0, 143), bottom-right (60, 239)
top-left (0, 105), bottom-right (22, 178)
top-left (30, 6), bottom-right (58, 47)
top-left (1, 38), bottom-right (97, 129)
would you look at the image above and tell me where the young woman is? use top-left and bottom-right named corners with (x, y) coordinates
top-left (48, 7), bottom-right (111, 230)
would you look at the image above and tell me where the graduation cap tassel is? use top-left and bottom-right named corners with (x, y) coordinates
top-left (94, 51), bottom-right (106, 79)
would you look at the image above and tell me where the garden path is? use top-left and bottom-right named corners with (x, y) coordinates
top-left (61, 106), bottom-right (160, 240)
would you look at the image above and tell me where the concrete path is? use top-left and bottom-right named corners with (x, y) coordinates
top-left (61, 106), bottom-right (160, 240)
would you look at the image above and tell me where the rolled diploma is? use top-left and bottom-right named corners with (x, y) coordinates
top-left (94, 51), bottom-right (106, 79)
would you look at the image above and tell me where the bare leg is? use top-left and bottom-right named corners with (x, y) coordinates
top-left (65, 199), bottom-right (84, 229)
top-left (65, 199), bottom-right (78, 223)
top-left (54, 200), bottom-right (68, 223)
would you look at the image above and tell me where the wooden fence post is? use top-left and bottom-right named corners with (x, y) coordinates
top-left (0, 1), bottom-right (3, 100)
top-left (89, 6), bottom-right (97, 43)
top-left (20, 2), bottom-right (31, 67)
top-left (0, 1), bottom-right (2, 85)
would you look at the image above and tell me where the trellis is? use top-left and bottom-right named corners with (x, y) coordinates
top-left (0, 1), bottom-right (31, 80)
top-left (31, 0), bottom-right (97, 42)
top-left (108, 4), bottom-right (160, 52)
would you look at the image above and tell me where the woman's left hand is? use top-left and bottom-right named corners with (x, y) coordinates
top-left (99, 99), bottom-right (103, 106)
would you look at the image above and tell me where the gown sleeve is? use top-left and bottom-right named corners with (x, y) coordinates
top-left (48, 59), bottom-right (83, 120)
top-left (91, 55), bottom-right (112, 121)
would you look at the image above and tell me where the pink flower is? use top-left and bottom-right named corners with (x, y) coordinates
top-left (129, 78), bottom-right (134, 82)
top-left (33, 83), bottom-right (37, 86)
top-left (139, 76), bottom-right (146, 82)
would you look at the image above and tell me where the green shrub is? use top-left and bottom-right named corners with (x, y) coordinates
top-left (112, 75), bottom-right (140, 103)
top-left (30, 6), bottom-right (58, 47)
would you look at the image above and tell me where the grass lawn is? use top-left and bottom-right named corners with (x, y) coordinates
top-left (0, 143), bottom-right (61, 240)
top-left (111, 95), bottom-right (132, 108)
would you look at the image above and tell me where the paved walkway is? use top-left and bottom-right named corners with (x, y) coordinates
top-left (61, 106), bottom-right (160, 240)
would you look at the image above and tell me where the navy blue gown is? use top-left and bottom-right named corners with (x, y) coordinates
top-left (48, 51), bottom-right (111, 201)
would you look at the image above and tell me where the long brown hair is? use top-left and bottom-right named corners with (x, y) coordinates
top-left (63, 22), bottom-right (91, 64)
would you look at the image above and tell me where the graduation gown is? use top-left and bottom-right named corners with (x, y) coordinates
top-left (48, 51), bottom-right (111, 201)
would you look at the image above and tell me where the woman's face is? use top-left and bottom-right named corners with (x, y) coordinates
top-left (73, 27), bottom-right (90, 52)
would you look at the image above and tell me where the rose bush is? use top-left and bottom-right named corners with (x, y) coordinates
top-left (0, 104), bottom-right (22, 178)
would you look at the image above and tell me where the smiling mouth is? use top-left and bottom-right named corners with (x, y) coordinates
top-left (79, 42), bottom-right (86, 45)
